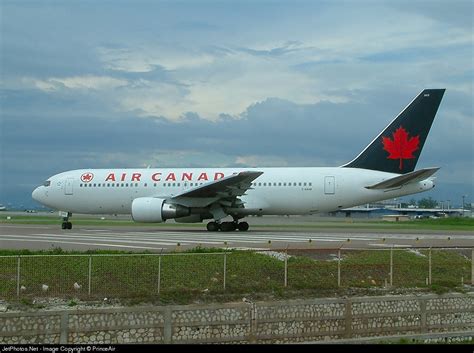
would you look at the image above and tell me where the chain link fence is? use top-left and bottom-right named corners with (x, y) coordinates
top-left (0, 248), bottom-right (472, 300)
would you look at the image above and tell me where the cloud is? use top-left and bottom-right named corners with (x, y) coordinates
top-left (98, 45), bottom-right (216, 72)
top-left (27, 75), bottom-right (128, 92)
top-left (234, 155), bottom-right (289, 168)
top-left (93, 41), bottom-right (355, 121)
top-left (5, 2), bottom-right (471, 123)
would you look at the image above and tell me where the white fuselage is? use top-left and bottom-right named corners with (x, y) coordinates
top-left (32, 167), bottom-right (434, 219)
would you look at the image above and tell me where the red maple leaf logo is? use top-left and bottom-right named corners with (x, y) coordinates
top-left (81, 173), bottom-right (94, 183)
top-left (382, 126), bottom-right (420, 171)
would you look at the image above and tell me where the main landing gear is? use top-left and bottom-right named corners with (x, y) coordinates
top-left (61, 212), bottom-right (72, 230)
top-left (206, 221), bottom-right (249, 232)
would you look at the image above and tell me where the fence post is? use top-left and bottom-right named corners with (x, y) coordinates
top-left (223, 253), bottom-right (227, 291)
top-left (338, 249), bottom-right (341, 287)
top-left (471, 249), bottom-right (474, 286)
top-left (16, 256), bottom-right (21, 298)
top-left (158, 254), bottom-right (162, 294)
top-left (390, 246), bottom-right (393, 287)
top-left (420, 297), bottom-right (427, 333)
top-left (284, 246), bottom-right (288, 288)
top-left (88, 256), bottom-right (92, 296)
top-left (428, 247), bottom-right (432, 285)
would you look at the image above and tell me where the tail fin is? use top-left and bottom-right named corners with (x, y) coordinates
top-left (343, 89), bottom-right (445, 174)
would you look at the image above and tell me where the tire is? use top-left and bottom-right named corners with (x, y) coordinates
top-left (206, 222), bottom-right (219, 232)
top-left (220, 222), bottom-right (236, 232)
top-left (238, 222), bottom-right (249, 231)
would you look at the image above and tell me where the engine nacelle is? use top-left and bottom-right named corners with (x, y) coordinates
top-left (131, 197), bottom-right (190, 223)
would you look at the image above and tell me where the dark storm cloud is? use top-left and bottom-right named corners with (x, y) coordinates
top-left (4, 85), bottom-right (471, 208)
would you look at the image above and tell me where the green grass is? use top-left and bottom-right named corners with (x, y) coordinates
top-left (254, 218), bottom-right (474, 231)
top-left (0, 215), bottom-right (174, 227)
top-left (377, 336), bottom-right (474, 344)
top-left (2, 214), bottom-right (474, 230)
top-left (0, 247), bottom-right (471, 304)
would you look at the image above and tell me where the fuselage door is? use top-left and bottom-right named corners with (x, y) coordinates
top-left (324, 176), bottom-right (335, 195)
top-left (65, 178), bottom-right (74, 195)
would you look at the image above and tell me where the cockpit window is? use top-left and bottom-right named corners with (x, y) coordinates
top-left (43, 180), bottom-right (51, 187)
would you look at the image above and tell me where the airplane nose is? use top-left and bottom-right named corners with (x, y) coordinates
top-left (32, 187), bottom-right (43, 202)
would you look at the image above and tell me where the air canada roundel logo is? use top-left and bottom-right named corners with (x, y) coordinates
top-left (81, 172), bottom-right (94, 183)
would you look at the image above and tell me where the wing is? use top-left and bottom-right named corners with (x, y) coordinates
top-left (365, 167), bottom-right (439, 190)
top-left (168, 171), bottom-right (263, 208)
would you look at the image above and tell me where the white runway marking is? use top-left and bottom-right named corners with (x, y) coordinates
top-left (0, 237), bottom-right (164, 250)
top-left (7, 234), bottom-right (180, 246)
top-left (368, 243), bottom-right (413, 248)
top-left (1, 225), bottom-right (53, 229)
top-left (1, 225), bottom-right (473, 251)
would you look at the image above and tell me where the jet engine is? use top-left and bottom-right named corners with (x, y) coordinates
top-left (131, 197), bottom-right (190, 223)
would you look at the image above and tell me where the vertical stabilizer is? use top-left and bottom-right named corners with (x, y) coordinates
top-left (343, 89), bottom-right (445, 174)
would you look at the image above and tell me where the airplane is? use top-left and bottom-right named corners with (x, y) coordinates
top-left (32, 88), bottom-right (445, 231)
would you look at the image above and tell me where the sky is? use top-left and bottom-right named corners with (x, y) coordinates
top-left (1, 0), bottom-right (473, 209)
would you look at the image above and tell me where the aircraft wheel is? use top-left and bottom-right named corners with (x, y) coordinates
top-left (238, 222), bottom-right (249, 231)
top-left (206, 221), bottom-right (220, 232)
top-left (62, 221), bottom-right (73, 229)
top-left (220, 222), bottom-right (236, 232)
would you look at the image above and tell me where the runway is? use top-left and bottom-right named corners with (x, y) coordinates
top-left (1, 224), bottom-right (473, 252)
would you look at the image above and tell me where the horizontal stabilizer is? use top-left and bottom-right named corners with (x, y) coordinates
top-left (365, 167), bottom-right (440, 190)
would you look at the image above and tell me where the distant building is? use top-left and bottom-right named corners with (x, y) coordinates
top-left (330, 204), bottom-right (468, 219)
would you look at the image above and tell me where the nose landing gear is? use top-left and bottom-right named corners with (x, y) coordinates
top-left (60, 212), bottom-right (72, 230)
